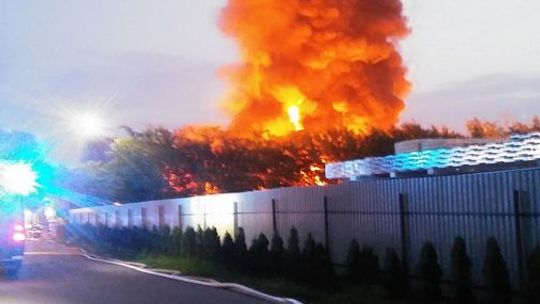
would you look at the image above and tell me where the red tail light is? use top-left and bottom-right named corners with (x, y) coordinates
top-left (14, 224), bottom-right (24, 232)
top-left (13, 232), bottom-right (26, 241)
top-left (13, 224), bottom-right (26, 241)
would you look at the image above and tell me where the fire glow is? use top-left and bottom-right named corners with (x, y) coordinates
top-left (220, 0), bottom-right (410, 137)
top-left (163, 0), bottom-right (413, 195)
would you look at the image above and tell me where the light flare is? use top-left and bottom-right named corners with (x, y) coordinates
top-left (0, 162), bottom-right (39, 196)
top-left (69, 111), bottom-right (106, 139)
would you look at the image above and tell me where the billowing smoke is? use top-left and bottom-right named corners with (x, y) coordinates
top-left (219, 0), bottom-right (410, 137)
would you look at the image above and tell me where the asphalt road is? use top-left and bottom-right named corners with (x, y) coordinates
top-left (0, 239), bottom-right (269, 304)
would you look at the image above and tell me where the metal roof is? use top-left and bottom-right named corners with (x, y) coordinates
top-left (326, 132), bottom-right (540, 180)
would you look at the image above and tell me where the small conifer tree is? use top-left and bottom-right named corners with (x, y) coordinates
top-left (286, 227), bottom-right (302, 281)
top-left (302, 233), bottom-right (317, 282)
top-left (270, 232), bottom-right (285, 275)
top-left (451, 237), bottom-right (474, 303)
top-left (346, 239), bottom-right (361, 282)
top-left (182, 226), bottom-right (197, 257)
top-left (417, 242), bottom-right (442, 301)
top-left (314, 242), bottom-right (337, 291)
top-left (382, 248), bottom-right (408, 299)
top-left (523, 246), bottom-right (540, 300)
top-left (359, 245), bottom-right (380, 284)
top-left (234, 227), bottom-right (248, 271)
top-left (249, 233), bottom-right (271, 275)
top-left (202, 227), bottom-right (220, 260)
top-left (195, 225), bottom-right (204, 258)
top-left (482, 237), bottom-right (511, 304)
top-left (221, 231), bottom-right (235, 264)
top-left (170, 226), bottom-right (183, 255)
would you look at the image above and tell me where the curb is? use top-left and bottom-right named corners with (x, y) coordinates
top-left (70, 247), bottom-right (302, 304)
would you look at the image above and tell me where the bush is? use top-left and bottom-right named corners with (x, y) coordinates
top-left (221, 231), bottom-right (235, 264)
top-left (482, 237), bottom-right (511, 304)
top-left (346, 240), bottom-right (380, 284)
top-left (158, 225), bottom-right (171, 254)
top-left (195, 226), bottom-right (204, 257)
top-left (202, 227), bottom-right (221, 260)
top-left (234, 227), bottom-right (248, 271)
top-left (140, 226), bottom-right (152, 253)
top-left (182, 226), bottom-right (197, 257)
top-left (286, 227), bottom-right (302, 281)
top-left (417, 242), bottom-right (442, 301)
top-left (148, 226), bottom-right (160, 253)
top-left (359, 245), bottom-right (380, 284)
top-left (170, 227), bottom-right (183, 255)
top-left (523, 246), bottom-right (540, 300)
top-left (302, 233), bottom-right (317, 282)
top-left (129, 226), bottom-right (146, 255)
top-left (270, 232), bottom-right (285, 275)
top-left (450, 237), bottom-right (474, 303)
top-left (382, 248), bottom-right (408, 299)
top-left (249, 233), bottom-right (271, 275)
top-left (315, 243), bottom-right (337, 291)
top-left (302, 234), bottom-right (336, 290)
top-left (346, 239), bottom-right (362, 282)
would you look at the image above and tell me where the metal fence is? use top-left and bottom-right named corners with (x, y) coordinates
top-left (70, 167), bottom-right (540, 287)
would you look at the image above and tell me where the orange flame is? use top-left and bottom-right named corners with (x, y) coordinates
top-left (287, 106), bottom-right (303, 131)
top-left (220, 0), bottom-right (410, 137)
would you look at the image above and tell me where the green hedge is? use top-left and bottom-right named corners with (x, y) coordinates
top-left (67, 224), bottom-right (539, 302)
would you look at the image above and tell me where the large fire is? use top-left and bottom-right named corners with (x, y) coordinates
top-left (74, 1), bottom-right (415, 201)
top-left (220, 0), bottom-right (410, 137)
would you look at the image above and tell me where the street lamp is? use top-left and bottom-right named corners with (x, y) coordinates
top-left (68, 111), bottom-right (107, 139)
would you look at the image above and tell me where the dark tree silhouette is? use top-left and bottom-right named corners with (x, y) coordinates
top-left (483, 238), bottom-right (511, 304)
top-left (417, 242), bottom-right (442, 301)
top-left (450, 237), bottom-right (475, 303)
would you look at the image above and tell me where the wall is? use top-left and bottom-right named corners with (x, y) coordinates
top-left (70, 167), bottom-right (540, 287)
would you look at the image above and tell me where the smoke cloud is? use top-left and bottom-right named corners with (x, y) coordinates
top-left (219, 0), bottom-right (410, 137)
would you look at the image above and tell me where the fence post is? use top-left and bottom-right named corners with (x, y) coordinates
top-left (127, 209), bottom-right (133, 228)
top-left (399, 193), bottom-right (410, 285)
top-left (233, 202), bottom-right (239, 238)
top-left (115, 210), bottom-right (120, 227)
top-left (158, 205), bottom-right (165, 228)
top-left (513, 190), bottom-right (526, 286)
top-left (177, 205), bottom-right (183, 229)
top-left (272, 199), bottom-right (278, 234)
top-left (323, 196), bottom-right (330, 253)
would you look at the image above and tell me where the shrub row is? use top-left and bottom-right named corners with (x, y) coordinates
top-left (345, 236), bottom-right (540, 303)
top-left (66, 224), bottom-right (540, 302)
top-left (66, 224), bottom-right (336, 290)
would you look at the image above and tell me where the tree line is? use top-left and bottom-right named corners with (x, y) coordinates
top-left (67, 117), bottom-right (540, 204)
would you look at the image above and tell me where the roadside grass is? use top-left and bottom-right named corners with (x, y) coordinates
top-left (136, 254), bottom-right (403, 304)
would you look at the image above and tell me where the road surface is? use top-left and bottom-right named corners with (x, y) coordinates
top-left (0, 238), bottom-right (269, 304)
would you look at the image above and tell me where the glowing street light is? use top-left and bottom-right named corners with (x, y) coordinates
top-left (68, 111), bottom-right (106, 139)
top-left (0, 162), bottom-right (39, 196)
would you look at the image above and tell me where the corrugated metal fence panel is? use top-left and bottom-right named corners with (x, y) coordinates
top-left (274, 186), bottom-right (327, 247)
top-left (69, 167), bottom-right (540, 287)
top-left (515, 169), bottom-right (540, 249)
top-left (202, 194), bottom-right (236, 238)
top-left (401, 171), bottom-right (520, 286)
top-left (236, 191), bottom-right (273, 244)
top-left (327, 180), bottom-right (402, 265)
